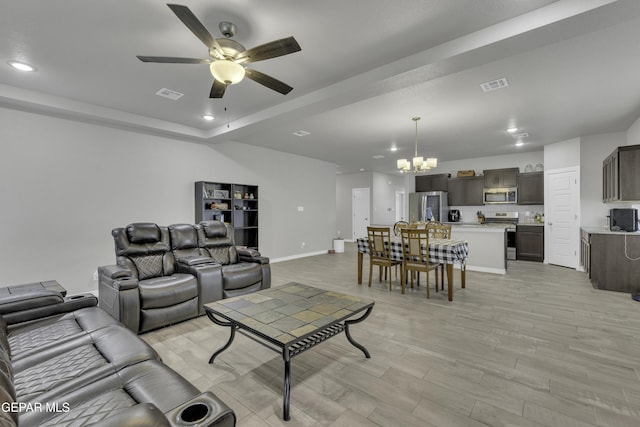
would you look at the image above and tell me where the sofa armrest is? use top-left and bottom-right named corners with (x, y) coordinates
top-left (164, 391), bottom-right (236, 427)
top-left (0, 289), bottom-right (64, 315)
top-left (2, 292), bottom-right (98, 325)
top-left (98, 265), bottom-right (141, 332)
top-left (176, 255), bottom-right (216, 267)
top-left (237, 248), bottom-right (269, 265)
top-left (176, 263), bottom-right (223, 314)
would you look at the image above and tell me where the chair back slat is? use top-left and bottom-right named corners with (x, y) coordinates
top-left (426, 221), bottom-right (452, 239)
top-left (367, 227), bottom-right (392, 260)
top-left (400, 228), bottom-right (430, 264)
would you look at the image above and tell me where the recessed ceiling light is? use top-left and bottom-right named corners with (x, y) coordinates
top-left (372, 155), bottom-right (384, 159)
top-left (360, 168), bottom-right (365, 172)
top-left (202, 115), bottom-right (215, 121)
top-left (390, 146), bottom-right (398, 152)
top-left (515, 141), bottom-right (524, 147)
top-left (8, 60), bottom-right (36, 72)
top-left (293, 130), bottom-right (310, 137)
top-left (507, 127), bottom-right (518, 133)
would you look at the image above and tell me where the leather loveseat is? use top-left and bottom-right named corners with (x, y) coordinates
top-left (98, 221), bottom-right (270, 333)
top-left (0, 281), bottom-right (235, 427)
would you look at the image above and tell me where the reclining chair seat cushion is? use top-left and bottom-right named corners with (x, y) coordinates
top-left (20, 360), bottom-right (201, 427)
top-left (7, 307), bottom-right (119, 359)
top-left (138, 274), bottom-right (198, 310)
top-left (12, 325), bottom-right (158, 402)
top-left (221, 263), bottom-right (262, 290)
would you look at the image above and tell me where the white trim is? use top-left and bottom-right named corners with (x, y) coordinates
top-left (270, 250), bottom-right (328, 263)
top-left (463, 265), bottom-right (506, 275)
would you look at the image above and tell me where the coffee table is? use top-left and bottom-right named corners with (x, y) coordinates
top-left (204, 282), bottom-right (374, 421)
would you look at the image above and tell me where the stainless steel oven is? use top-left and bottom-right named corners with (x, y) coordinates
top-left (483, 187), bottom-right (517, 205)
top-left (484, 212), bottom-right (518, 260)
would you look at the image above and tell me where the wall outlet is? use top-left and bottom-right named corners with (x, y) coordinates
top-left (301, 242), bottom-right (306, 248)
top-left (92, 271), bottom-right (98, 281)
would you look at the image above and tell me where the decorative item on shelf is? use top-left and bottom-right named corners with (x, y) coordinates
top-left (249, 193), bottom-right (254, 199)
top-left (535, 163), bottom-right (544, 172)
top-left (524, 164), bottom-right (534, 173)
top-left (209, 202), bottom-right (218, 209)
top-left (234, 191), bottom-right (242, 199)
top-left (234, 205), bottom-right (241, 210)
top-left (396, 116), bottom-right (437, 174)
top-left (213, 189), bottom-right (229, 199)
top-left (244, 193), bottom-right (249, 199)
top-left (477, 210), bottom-right (485, 224)
top-left (218, 202), bottom-right (228, 210)
top-left (456, 170), bottom-right (475, 177)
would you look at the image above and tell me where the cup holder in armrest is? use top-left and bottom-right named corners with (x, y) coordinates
top-left (179, 403), bottom-right (209, 423)
top-left (165, 392), bottom-right (235, 427)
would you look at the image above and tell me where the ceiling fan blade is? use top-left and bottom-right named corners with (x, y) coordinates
top-left (235, 37), bottom-right (301, 63)
top-left (137, 56), bottom-right (210, 64)
top-left (209, 79), bottom-right (227, 98)
top-left (167, 4), bottom-right (225, 55)
top-left (244, 68), bottom-right (293, 95)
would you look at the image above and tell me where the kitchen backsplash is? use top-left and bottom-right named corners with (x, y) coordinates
top-left (450, 205), bottom-right (544, 224)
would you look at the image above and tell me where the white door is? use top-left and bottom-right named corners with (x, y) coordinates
top-left (545, 168), bottom-right (580, 268)
top-left (352, 188), bottom-right (371, 240)
top-left (395, 190), bottom-right (406, 222)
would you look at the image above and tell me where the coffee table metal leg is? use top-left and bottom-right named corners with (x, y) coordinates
top-left (344, 306), bottom-right (373, 358)
top-left (283, 356), bottom-right (291, 421)
top-left (206, 312), bottom-right (237, 364)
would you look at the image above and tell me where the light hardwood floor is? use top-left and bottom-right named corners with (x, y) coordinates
top-left (142, 243), bottom-right (640, 426)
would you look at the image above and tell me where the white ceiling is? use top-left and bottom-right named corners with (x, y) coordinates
top-left (2, 0), bottom-right (640, 175)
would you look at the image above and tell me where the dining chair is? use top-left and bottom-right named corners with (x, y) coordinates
top-left (400, 228), bottom-right (440, 297)
top-left (367, 226), bottom-right (402, 291)
top-left (393, 221), bottom-right (409, 237)
top-left (426, 221), bottom-right (452, 291)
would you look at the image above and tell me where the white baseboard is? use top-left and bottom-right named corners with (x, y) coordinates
top-left (271, 250), bottom-right (329, 263)
top-left (463, 265), bottom-right (506, 275)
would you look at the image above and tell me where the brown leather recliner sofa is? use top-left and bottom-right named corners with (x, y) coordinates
top-left (0, 282), bottom-right (235, 427)
top-left (98, 221), bottom-right (270, 333)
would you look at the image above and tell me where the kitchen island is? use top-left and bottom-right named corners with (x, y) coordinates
top-left (448, 224), bottom-right (507, 274)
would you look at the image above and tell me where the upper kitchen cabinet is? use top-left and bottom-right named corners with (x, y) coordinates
top-left (448, 176), bottom-right (484, 206)
top-left (415, 173), bottom-right (450, 192)
top-left (483, 168), bottom-right (518, 188)
top-left (518, 172), bottom-right (544, 205)
top-left (603, 144), bottom-right (640, 202)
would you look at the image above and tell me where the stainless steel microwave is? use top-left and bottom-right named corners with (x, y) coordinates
top-left (483, 187), bottom-right (517, 204)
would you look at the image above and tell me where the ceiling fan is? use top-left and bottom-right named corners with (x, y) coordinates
top-left (137, 4), bottom-right (301, 98)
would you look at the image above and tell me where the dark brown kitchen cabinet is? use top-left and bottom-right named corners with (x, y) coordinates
top-left (483, 168), bottom-right (518, 188)
top-left (516, 225), bottom-right (544, 262)
top-left (602, 144), bottom-right (640, 202)
top-left (448, 176), bottom-right (484, 206)
top-left (518, 172), bottom-right (544, 205)
top-left (415, 173), bottom-right (450, 192)
top-left (584, 229), bottom-right (640, 293)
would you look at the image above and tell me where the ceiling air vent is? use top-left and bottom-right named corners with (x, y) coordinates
top-left (512, 132), bottom-right (529, 139)
top-left (480, 78), bottom-right (509, 92)
top-left (155, 88), bottom-right (184, 100)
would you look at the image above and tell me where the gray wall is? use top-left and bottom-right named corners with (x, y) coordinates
top-left (580, 132), bottom-right (628, 228)
top-left (0, 107), bottom-right (336, 294)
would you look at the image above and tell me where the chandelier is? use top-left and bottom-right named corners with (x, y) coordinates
top-left (397, 117), bottom-right (437, 173)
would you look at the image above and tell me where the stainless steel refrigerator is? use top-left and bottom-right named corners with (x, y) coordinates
top-left (409, 191), bottom-right (448, 223)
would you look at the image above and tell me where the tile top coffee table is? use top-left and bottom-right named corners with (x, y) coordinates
top-left (204, 282), bottom-right (375, 421)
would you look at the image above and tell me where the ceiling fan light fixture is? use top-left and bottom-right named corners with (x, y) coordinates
top-left (210, 60), bottom-right (245, 85)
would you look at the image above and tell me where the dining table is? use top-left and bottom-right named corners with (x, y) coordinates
top-left (356, 237), bottom-right (469, 301)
